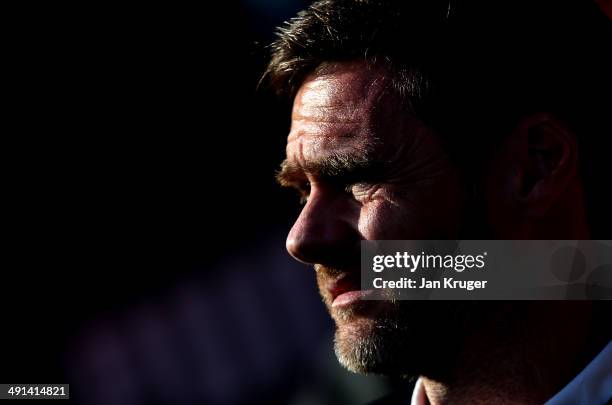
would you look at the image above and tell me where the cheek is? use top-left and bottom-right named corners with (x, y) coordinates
top-left (358, 199), bottom-right (429, 239)
top-left (430, 176), bottom-right (465, 230)
top-left (358, 182), bottom-right (464, 240)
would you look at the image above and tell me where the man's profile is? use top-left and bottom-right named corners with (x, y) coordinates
top-left (264, 1), bottom-right (611, 404)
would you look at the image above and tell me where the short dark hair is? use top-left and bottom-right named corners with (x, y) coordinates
top-left (264, 0), bottom-right (612, 236)
top-left (263, 0), bottom-right (449, 116)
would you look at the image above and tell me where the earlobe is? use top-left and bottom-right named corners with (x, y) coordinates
top-left (516, 113), bottom-right (578, 217)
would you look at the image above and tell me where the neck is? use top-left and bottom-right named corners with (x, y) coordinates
top-left (420, 301), bottom-right (599, 405)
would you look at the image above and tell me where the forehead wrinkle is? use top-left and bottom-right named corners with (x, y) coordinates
top-left (292, 106), bottom-right (364, 125)
top-left (293, 65), bottom-right (391, 124)
top-left (289, 90), bottom-right (385, 145)
top-left (287, 121), bottom-right (363, 144)
top-left (286, 62), bottom-right (400, 179)
top-left (292, 92), bottom-right (364, 125)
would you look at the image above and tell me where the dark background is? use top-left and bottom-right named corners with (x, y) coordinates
top-left (2, 1), bottom-right (397, 404)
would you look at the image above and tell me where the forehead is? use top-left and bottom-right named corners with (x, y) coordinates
top-left (287, 62), bottom-right (396, 163)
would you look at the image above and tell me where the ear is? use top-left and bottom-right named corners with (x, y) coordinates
top-left (497, 113), bottom-right (578, 218)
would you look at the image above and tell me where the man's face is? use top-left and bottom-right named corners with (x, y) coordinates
top-left (278, 61), bottom-right (475, 374)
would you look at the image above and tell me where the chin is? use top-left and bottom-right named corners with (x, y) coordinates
top-left (331, 301), bottom-right (420, 375)
top-left (330, 301), bottom-right (485, 377)
top-left (333, 315), bottom-right (418, 375)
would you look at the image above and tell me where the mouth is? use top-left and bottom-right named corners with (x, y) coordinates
top-left (327, 274), bottom-right (375, 308)
top-left (332, 290), bottom-right (376, 307)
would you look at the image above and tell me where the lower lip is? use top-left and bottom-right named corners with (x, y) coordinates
top-left (332, 290), bottom-right (375, 307)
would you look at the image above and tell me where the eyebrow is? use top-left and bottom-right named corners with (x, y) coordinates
top-left (276, 152), bottom-right (382, 188)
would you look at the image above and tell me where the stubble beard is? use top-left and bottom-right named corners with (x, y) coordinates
top-left (316, 265), bottom-right (487, 377)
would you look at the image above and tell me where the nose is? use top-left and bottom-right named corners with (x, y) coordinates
top-left (286, 187), bottom-right (360, 267)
